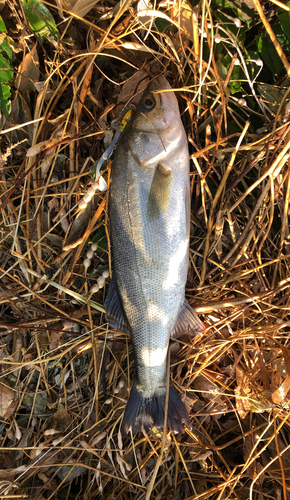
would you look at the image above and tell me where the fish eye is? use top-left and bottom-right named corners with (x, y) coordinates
top-left (142, 97), bottom-right (155, 111)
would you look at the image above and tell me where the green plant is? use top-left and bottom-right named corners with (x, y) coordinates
top-left (0, 16), bottom-right (14, 119)
top-left (22, 0), bottom-right (59, 39)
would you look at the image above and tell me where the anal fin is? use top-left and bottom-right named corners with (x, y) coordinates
top-left (104, 275), bottom-right (130, 334)
top-left (171, 299), bottom-right (205, 338)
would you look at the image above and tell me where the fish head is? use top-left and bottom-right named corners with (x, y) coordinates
top-left (130, 75), bottom-right (181, 135)
top-left (126, 75), bottom-right (186, 167)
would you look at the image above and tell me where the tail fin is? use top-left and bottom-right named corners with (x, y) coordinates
top-left (121, 383), bottom-right (192, 437)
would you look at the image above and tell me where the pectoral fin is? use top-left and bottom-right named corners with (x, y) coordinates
top-left (147, 164), bottom-right (172, 221)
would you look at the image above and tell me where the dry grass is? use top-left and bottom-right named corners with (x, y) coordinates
top-left (0, 0), bottom-right (290, 498)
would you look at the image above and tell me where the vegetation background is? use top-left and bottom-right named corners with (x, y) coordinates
top-left (0, 0), bottom-right (290, 498)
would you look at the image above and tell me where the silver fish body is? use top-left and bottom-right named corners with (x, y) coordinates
top-left (106, 75), bottom-right (204, 435)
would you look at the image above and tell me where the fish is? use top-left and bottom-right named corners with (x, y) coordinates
top-left (105, 75), bottom-right (205, 436)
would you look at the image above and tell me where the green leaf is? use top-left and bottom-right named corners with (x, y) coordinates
top-left (22, 0), bottom-right (59, 40)
top-left (155, 18), bottom-right (172, 33)
top-left (279, 12), bottom-right (290, 42)
top-left (0, 22), bottom-right (13, 118)
top-left (22, 392), bottom-right (50, 414)
top-left (216, 58), bottom-right (228, 82)
top-left (57, 464), bottom-right (88, 483)
top-left (48, 357), bottom-right (61, 368)
top-left (0, 37), bottom-right (13, 60)
top-left (0, 15), bottom-right (6, 33)
top-left (212, 0), bottom-right (255, 24)
top-left (256, 31), bottom-right (283, 76)
top-left (216, 53), bottom-right (242, 94)
top-left (92, 227), bottom-right (107, 251)
top-left (229, 65), bottom-right (242, 93)
top-left (257, 83), bottom-right (287, 113)
top-left (95, 418), bottom-right (107, 433)
top-left (246, 51), bottom-right (263, 80)
top-left (0, 83), bottom-right (11, 118)
top-left (0, 53), bottom-right (13, 83)
top-left (211, 0), bottom-right (236, 9)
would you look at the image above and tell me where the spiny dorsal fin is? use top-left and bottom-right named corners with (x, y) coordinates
top-left (147, 164), bottom-right (172, 221)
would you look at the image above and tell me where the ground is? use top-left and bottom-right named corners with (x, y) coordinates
top-left (0, 0), bottom-right (290, 499)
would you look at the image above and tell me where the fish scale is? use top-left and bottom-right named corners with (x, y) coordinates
top-left (105, 75), bottom-right (205, 435)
